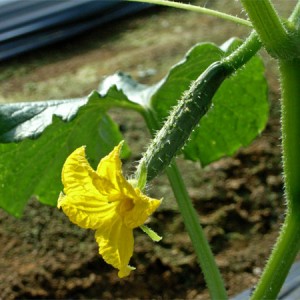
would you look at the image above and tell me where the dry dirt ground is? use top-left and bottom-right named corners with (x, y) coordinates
top-left (0, 1), bottom-right (297, 299)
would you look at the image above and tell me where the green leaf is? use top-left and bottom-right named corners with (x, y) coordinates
top-left (183, 52), bottom-right (268, 166)
top-left (0, 98), bottom-right (86, 142)
top-left (0, 86), bottom-right (144, 143)
top-left (98, 72), bottom-right (158, 109)
top-left (0, 91), bottom-right (132, 217)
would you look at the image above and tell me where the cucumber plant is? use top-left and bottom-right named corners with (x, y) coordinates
top-left (0, 0), bottom-right (299, 299)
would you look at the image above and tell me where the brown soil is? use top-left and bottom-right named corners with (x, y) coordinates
top-left (0, 1), bottom-right (297, 299)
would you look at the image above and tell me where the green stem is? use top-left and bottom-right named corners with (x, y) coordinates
top-left (166, 162), bottom-right (228, 300)
top-left (251, 59), bottom-right (300, 299)
top-left (222, 31), bottom-right (261, 71)
top-left (251, 214), bottom-right (300, 300)
top-left (127, 0), bottom-right (252, 27)
top-left (280, 59), bottom-right (300, 213)
top-left (240, 0), bottom-right (293, 59)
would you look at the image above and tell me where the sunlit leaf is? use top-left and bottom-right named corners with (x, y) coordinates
top-left (0, 91), bottom-right (132, 216)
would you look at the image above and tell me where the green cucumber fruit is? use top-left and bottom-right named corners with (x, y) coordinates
top-left (137, 61), bottom-right (230, 181)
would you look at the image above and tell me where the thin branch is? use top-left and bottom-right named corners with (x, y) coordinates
top-left (127, 0), bottom-right (252, 27)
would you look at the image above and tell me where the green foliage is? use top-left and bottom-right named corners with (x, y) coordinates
top-left (0, 38), bottom-right (268, 217)
top-left (0, 92), bottom-right (131, 217)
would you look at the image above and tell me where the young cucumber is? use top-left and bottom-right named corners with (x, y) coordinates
top-left (137, 61), bottom-right (231, 181)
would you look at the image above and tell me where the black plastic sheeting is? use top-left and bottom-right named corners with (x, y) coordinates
top-left (0, 0), bottom-right (152, 61)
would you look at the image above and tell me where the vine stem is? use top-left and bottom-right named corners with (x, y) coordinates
top-left (251, 58), bottom-right (300, 299)
top-left (166, 162), bottom-right (228, 299)
top-left (240, 0), bottom-right (294, 59)
top-left (239, 1), bottom-right (300, 298)
top-left (127, 0), bottom-right (252, 27)
top-left (142, 110), bottom-right (228, 300)
top-left (251, 214), bottom-right (300, 300)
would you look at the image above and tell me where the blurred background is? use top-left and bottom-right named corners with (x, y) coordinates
top-left (0, 0), bottom-right (152, 61)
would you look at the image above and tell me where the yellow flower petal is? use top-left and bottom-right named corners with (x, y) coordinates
top-left (96, 142), bottom-right (136, 197)
top-left (58, 192), bottom-right (117, 230)
top-left (61, 146), bottom-right (107, 199)
top-left (58, 147), bottom-right (121, 229)
top-left (58, 141), bottom-right (161, 278)
top-left (95, 216), bottom-right (135, 278)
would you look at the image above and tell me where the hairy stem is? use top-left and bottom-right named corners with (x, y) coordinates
top-left (241, 0), bottom-right (294, 59)
top-left (222, 31), bottom-right (261, 70)
top-left (251, 58), bottom-right (300, 299)
top-left (251, 213), bottom-right (300, 300)
top-left (280, 59), bottom-right (300, 212)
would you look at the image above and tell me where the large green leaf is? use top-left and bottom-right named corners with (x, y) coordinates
top-left (0, 84), bottom-right (146, 143)
top-left (0, 91), bottom-right (133, 217)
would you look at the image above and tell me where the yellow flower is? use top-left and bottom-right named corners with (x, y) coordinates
top-left (57, 141), bottom-right (161, 278)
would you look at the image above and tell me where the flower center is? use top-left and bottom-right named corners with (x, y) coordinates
top-left (118, 197), bottom-right (134, 216)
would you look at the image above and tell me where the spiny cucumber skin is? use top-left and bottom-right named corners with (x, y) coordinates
top-left (138, 62), bottom-right (230, 181)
